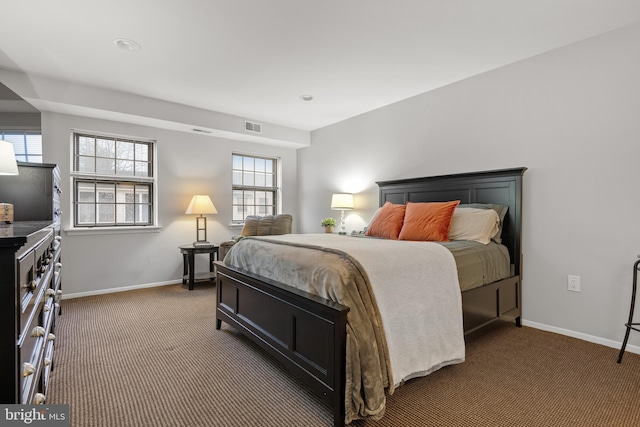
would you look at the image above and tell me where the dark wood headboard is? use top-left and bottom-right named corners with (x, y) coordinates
top-left (376, 167), bottom-right (527, 276)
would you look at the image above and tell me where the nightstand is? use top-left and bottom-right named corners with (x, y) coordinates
top-left (179, 244), bottom-right (219, 290)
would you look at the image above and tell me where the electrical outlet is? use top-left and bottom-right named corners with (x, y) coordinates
top-left (568, 275), bottom-right (581, 292)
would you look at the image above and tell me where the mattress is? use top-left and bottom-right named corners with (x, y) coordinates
top-left (440, 240), bottom-right (511, 292)
top-left (349, 234), bottom-right (511, 292)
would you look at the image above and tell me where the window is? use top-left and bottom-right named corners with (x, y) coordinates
top-left (232, 153), bottom-right (278, 223)
top-left (71, 132), bottom-right (155, 227)
top-left (1, 130), bottom-right (42, 163)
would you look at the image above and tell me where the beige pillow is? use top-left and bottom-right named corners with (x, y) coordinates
top-left (241, 214), bottom-right (292, 236)
top-left (270, 214), bottom-right (293, 235)
top-left (241, 216), bottom-right (260, 236)
top-left (448, 208), bottom-right (500, 245)
top-left (458, 203), bottom-right (508, 243)
top-left (256, 216), bottom-right (274, 236)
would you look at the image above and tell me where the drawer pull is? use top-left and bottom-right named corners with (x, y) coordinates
top-left (43, 305), bottom-right (51, 312)
top-left (47, 333), bottom-right (56, 342)
top-left (23, 363), bottom-right (36, 377)
top-left (46, 288), bottom-right (55, 297)
top-left (22, 281), bottom-right (37, 291)
top-left (33, 393), bottom-right (46, 404)
top-left (31, 326), bottom-right (45, 337)
top-left (56, 290), bottom-right (62, 296)
top-left (55, 236), bottom-right (61, 242)
top-left (55, 262), bottom-right (62, 269)
top-left (44, 358), bottom-right (52, 366)
top-left (54, 303), bottom-right (61, 309)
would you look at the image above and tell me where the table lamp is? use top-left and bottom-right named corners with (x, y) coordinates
top-left (185, 195), bottom-right (218, 246)
top-left (331, 193), bottom-right (354, 235)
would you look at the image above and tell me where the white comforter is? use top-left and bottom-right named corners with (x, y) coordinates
top-left (252, 234), bottom-right (465, 389)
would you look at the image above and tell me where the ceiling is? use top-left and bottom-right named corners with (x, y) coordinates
top-left (1, 0), bottom-right (640, 132)
top-left (0, 82), bottom-right (39, 114)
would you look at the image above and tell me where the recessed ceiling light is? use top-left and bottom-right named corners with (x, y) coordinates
top-left (300, 95), bottom-right (314, 102)
top-left (113, 38), bottom-right (141, 51)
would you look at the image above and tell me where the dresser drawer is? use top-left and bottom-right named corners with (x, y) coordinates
top-left (42, 339), bottom-right (55, 396)
top-left (42, 295), bottom-right (55, 337)
top-left (20, 233), bottom-right (55, 338)
top-left (18, 251), bottom-right (36, 313)
top-left (52, 272), bottom-right (62, 326)
top-left (35, 233), bottom-right (53, 279)
top-left (19, 298), bottom-right (47, 404)
top-left (40, 295), bottom-right (56, 399)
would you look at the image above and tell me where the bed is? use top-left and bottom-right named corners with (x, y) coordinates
top-left (214, 167), bottom-right (526, 427)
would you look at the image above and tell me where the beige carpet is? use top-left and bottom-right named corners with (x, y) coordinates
top-left (49, 283), bottom-right (640, 427)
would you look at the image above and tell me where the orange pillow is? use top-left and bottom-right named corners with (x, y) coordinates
top-left (364, 201), bottom-right (406, 240)
top-left (398, 201), bottom-right (460, 242)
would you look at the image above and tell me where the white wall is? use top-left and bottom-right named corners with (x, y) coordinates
top-left (298, 23), bottom-right (640, 347)
top-left (42, 112), bottom-right (297, 296)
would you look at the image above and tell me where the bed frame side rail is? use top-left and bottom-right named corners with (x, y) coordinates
top-left (462, 275), bottom-right (521, 334)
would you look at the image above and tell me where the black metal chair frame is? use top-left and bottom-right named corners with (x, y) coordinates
top-left (617, 257), bottom-right (640, 363)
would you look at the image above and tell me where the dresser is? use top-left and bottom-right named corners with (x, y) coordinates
top-left (0, 162), bottom-right (62, 223)
top-left (0, 163), bottom-right (62, 404)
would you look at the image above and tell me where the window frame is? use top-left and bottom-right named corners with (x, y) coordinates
top-left (70, 131), bottom-right (158, 230)
top-left (231, 153), bottom-right (280, 224)
top-left (0, 129), bottom-right (43, 163)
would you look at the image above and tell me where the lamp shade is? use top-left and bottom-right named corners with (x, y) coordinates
top-left (331, 193), bottom-right (354, 210)
top-left (185, 195), bottom-right (218, 215)
top-left (0, 140), bottom-right (19, 175)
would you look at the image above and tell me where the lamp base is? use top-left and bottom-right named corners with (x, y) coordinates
top-left (194, 215), bottom-right (209, 246)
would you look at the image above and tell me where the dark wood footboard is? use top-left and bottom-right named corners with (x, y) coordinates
top-left (215, 260), bottom-right (521, 426)
top-left (215, 262), bottom-right (350, 427)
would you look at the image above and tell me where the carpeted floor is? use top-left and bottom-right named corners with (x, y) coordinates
top-left (49, 283), bottom-right (640, 426)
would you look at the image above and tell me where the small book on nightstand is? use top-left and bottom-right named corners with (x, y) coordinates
top-left (193, 241), bottom-right (213, 247)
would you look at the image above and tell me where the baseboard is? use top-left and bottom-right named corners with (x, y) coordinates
top-left (523, 319), bottom-right (640, 356)
top-left (62, 280), bottom-right (179, 300)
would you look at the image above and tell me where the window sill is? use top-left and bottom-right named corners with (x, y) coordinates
top-left (64, 225), bottom-right (163, 236)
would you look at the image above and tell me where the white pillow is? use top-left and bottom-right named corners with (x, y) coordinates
top-left (448, 208), bottom-right (500, 245)
top-left (363, 207), bottom-right (382, 233)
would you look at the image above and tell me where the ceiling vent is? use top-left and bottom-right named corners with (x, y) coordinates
top-left (244, 121), bottom-right (262, 134)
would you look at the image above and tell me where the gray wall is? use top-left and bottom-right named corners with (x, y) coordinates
top-left (298, 23), bottom-right (640, 349)
top-left (42, 111), bottom-right (298, 297)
